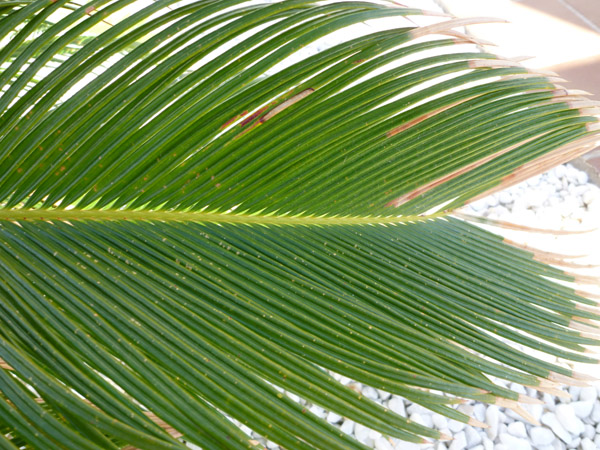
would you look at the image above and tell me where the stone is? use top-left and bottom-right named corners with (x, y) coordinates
top-left (407, 403), bottom-right (430, 415)
top-left (448, 419), bottom-right (466, 434)
top-left (473, 404), bottom-right (486, 423)
top-left (579, 386), bottom-right (597, 402)
top-left (432, 413), bottom-right (448, 430)
top-left (566, 437), bottom-right (581, 448)
top-left (309, 405), bottom-right (326, 418)
top-left (395, 441), bottom-right (421, 450)
top-left (465, 426), bottom-right (482, 448)
top-left (486, 195), bottom-right (499, 207)
top-left (555, 404), bottom-right (585, 435)
top-left (581, 437), bottom-right (595, 450)
top-left (449, 431), bottom-right (467, 450)
top-left (510, 383), bottom-right (527, 395)
top-left (286, 391), bottom-right (300, 403)
top-left (522, 403), bottom-right (544, 423)
top-left (499, 432), bottom-right (532, 450)
top-left (529, 426), bottom-right (555, 446)
top-left (375, 437), bottom-right (394, 450)
top-left (570, 400), bottom-right (594, 419)
top-left (583, 188), bottom-right (598, 206)
top-left (498, 191), bottom-right (513, 205)
top-left (362, 385), bottom-right (379, 400)
top-left (543, 393), bottom-right (556, 410)
top-left (340, 419), bottom-right (354, 435)
top-left (388, 396), bottom-right (406, 417)
top-left (354, 423), bottom-right (373, 446)
top-left (266, 440), bottom-right (278, 449)
top-left (507, 421), bottom-right (527, 439)
top-left (410, 412), bottom-right (433, 429)
top-left (541, 412), bottom-right (572, 445)
top-left (576, 170), bottom-right (589, 185)
top-left (583, 424), bottom-right (595, 439)
top-left (485, 406), bottom-right (500, 439)
top-left (482, 437), bottom-right (493, 450)
top-left (369, 429), bottom-right (382, 440)
top-left (568, 386), bottom-right (581, 402)
top-left (377, 389), bottom-right (391, 401)
top-left (326, 411), bottom-right (342, 424)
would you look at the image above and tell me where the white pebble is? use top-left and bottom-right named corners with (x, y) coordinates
top-left (507, 421), bottom-right (527, 439)
top-left (369, 429), bottom-right (382, 440)
top-left (482, 437), bottom-right (493, 450)
top-left (541, 412), bottom-right (572, 445)
top-left (396, 442), bottom-right (422, 450)
top-left (530, 426), bottom-right (555, 446)
top-left (543, 393), bottom-right (557, 410)
top-left (583, 424), bottom-right (595, 439)
top-left (567, 437), bottom-right (581, 449)
top-left (326, 411), bottom-right (342, 424)
top-left (465, 425), bottom-right (482, 447)
top-left (486, 195), bottom-right (499, 207)
top-left (340, 419), bottom-right (354, 435)
top-left (407, 403), bottom-right (431, 415)
top-left (375, 437), bottom-right (394, 450)
top-left (581, 437), bottom-right (596, 450)
top-left (570, 400), bottom-right (594, 419)
top-left (553, 165), bottom-right (566, 178)
top-left (579, 387), bottom-right (597, 402)
top-left (339, 376), bottom-right (352, 385)
top-left (592, 402), bottom-right (600, 423)
top-left (354, 423), bottom-right (372, 445)
top-left (432, 413), bottom-right (448, 430)
top-left (449, 431), bottom-right (467, 450)
top-left (309, 405), bottom-right (326, 419)
top-left (266, 440), bottom-right (278, 449)
top-left (522, 403), bottom-right (544, 423)
top-left (388, 396), bottom-right (406, 417)
top-left (410, 412), bottom-right (433, 429)
top-left (485, 406), bottom-right (500, 439)
top-left (568, 387), bottom-right (581, 402)
top-left (499, 433), bottom-right (532, 450)
top-left (576, 170), bottom-right (589, 185)
top-left (583, 188), bottom-right (598, 205)
top-left (377, 389), bottom-right (391, 401)
top-left (473, 404), bottom-right (486, 423)
top-left (362, 386), bottom-right (379, 401)
top-left (286, 391), bottom-right (300, 403)
top-left (555, 404), bottom-right (585, 435)
top-left (509, 383), bottom-right (527, 395)
top-left (448, 419), bottom-right (466, 434)
top-left (498, 191), bottom-right (513, 205)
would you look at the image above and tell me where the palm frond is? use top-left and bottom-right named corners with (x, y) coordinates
top-left (0, 1), bottom-right (599, 449)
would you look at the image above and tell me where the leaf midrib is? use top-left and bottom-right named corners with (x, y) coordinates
top-left (0, 208), bottom-right (444, 225)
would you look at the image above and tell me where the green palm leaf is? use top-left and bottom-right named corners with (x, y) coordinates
top-left (1, 1), bottom-right (599, 448)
